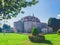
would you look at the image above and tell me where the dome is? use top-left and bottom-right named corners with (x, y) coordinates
top-left (21, 16), bottom-right (40, 22)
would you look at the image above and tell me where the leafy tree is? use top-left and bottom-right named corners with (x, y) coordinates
top-left (48, 18), bottom-right (60, 32)
top-left (2, 24), bottom-right (11, 32)
top-left (0, 0), bottom-right (38, 19)
top-left (32, 27), bottom-right (39, 35)
top-left (0, 27), bottom-right (2, 32)
top-left (57, 19), bottom-right (60, 29)
top-left (48, 18), bottom-right (57, 32)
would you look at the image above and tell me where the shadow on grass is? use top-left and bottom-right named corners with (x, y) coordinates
top-left (29, 39), bottom-right (53, 45)
top-left (44, 40), bottom-right (53, 45)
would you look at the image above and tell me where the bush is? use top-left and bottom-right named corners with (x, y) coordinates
top-left (57, 29), bottom-right (60, 35)
top-left (32, 27), bottom-right (39, 36)
top-left (29, 34), bottom-right (45, 43)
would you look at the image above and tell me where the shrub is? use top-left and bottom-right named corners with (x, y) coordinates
top-left (32, 27), bottom-right (39, 36)
top-left (29, 34), bottom-right (45, 43)
top-left (37, 34), bottom-right (45, 41)
top-left (57, 29), bottom-right (60, 35)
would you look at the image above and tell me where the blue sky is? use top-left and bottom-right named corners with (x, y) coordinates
top-left (3, 0), bottom-right (60, 27)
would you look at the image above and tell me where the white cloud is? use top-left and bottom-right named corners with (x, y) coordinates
top-left (7, 18), bottom-right (16, 27)
top-left (57, 14), bottom-right (60, 19)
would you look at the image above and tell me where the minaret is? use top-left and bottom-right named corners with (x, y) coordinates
top-left (33, 13), bottom-right (34, 17)
top-left (32, 13), bottom-right (35, 29)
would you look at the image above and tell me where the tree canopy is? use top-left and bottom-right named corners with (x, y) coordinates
top-left (3, 24), bottom-right (11, 30)
top-left (0, 0), bottom-right (38, 20)
top-left (2, 24), bottom-right (12, 32)
top-left (0, 27), bottom-right (2, 32)
top-left (48, 18), bottom-right (60, 32)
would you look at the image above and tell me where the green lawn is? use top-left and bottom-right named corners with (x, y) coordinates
top-left (0, 33), bottom-right (60, 45)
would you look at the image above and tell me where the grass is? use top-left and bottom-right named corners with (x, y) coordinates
top-left (0, 33), bottom-right (60, 45)
top-left (45, 34), bottom-right (60, 45)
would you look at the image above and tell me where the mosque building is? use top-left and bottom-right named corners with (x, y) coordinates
top-left (14, 15), bottom-right (53, 34)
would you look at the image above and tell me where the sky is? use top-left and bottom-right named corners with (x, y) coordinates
top-left (1, 0), bottom-right (60, 27)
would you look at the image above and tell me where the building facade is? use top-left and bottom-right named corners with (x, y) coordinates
top-left (14, 16), bottom-right (53, 33)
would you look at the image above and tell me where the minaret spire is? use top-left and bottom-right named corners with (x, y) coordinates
top-left (33, 13), bottom-right (34, 17)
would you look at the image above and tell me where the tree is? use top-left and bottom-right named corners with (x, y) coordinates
top-left (2, 24), bottom-right (11, 32)
top-left (0, 27), bottom-right (2, 32)
top-left (29, 27), bottom-right (45, 42)
top-left (32, 27), bottom-right (39, 35)
top-left (57, 19), bottom-right (60, 29)
top-left (48, 18), bottom-right (60, 32)
top-left (0, 0), bottom-right (38, 19)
